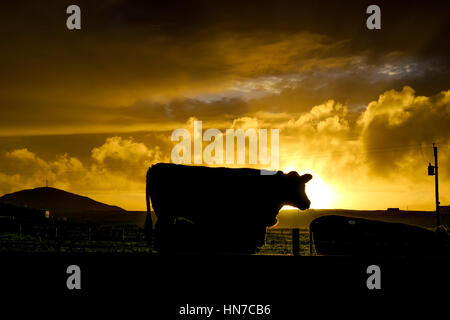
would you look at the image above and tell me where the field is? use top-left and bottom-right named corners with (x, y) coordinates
top-left (0, 218), bottom-right (307, 255)
top-left (0, 209), bottom-right (448, 255)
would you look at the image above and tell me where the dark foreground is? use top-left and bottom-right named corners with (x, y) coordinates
top-left (1, 252), bottom-right (448, 315)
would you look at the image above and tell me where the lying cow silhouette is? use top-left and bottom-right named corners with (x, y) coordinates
top-left (310, 215), bottom-right (450, 257)
top-left (144, 163), bottom-right (312, 253)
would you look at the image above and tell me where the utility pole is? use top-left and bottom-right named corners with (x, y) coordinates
top-left (428, 143), bottom-right (440, 226)
top-left (432, 143), bottom-right (440, 226)
top-left (433, 144), bottom-right (440, 226)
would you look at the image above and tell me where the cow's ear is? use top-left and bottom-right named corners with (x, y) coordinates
top-left (287, 171), bottom-right (300, 178)
top-left (300, 174), bottom-right (313, 183)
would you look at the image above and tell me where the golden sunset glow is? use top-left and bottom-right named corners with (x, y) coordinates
top-left (0, 1), bottom-right (448, 212)
top-left (305, 175), bottom-right (335, 209)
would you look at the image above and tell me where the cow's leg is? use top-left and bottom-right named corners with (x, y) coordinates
top-left (144, 212), bottom-right (153, 246)
top-left (155, 215), bottom-right (176, 253)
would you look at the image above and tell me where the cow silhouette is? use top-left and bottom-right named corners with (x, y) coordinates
top-left (310, 215), bottom-right (450, 256)
top-left (144, 163), bottom-right (312, 254)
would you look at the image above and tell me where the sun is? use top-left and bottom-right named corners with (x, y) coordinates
top-left (282, 166), bottom-right (335, 209)
top-left (305, 174), bottom-right (335, 209)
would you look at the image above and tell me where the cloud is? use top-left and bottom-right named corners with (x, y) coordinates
top-left (358, 86), bottom-right (450, 179)
top-left (1, 2), bottom-right (448, 138)
top-left (2, 148), bottom-right (87, 193)
top-left (231, 117), bottom-right (260, 130)
top-left (279, 100), bottom-right (350, 138)
top-left (91, 136), bottom-right (164, 178)
top-left (0, 137), bottom-right (166, 209)
top-left (92, 136), bottom-right (161, 166)
top-left (359, 86), bottom-right (417, 128)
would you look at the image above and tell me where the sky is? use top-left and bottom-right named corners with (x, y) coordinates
top-left (0, 0), bottom-right (449, 210)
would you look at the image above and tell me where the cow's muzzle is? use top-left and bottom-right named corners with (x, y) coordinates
top-left (298, 200), bottom-right (311, 210)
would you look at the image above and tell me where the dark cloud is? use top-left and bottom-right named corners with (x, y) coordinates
top-left (1, 0), bottom-right (449, 115)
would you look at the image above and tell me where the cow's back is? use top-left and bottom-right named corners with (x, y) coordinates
top-left (149, 163), bottom-right (281, 224)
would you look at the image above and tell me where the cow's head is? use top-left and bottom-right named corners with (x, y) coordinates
top-left (283, 171), bottom-right (312, 210)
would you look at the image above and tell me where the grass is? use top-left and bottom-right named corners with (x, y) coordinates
top-left (0, 218), bottom-right (307, 255)
top-left (1, 208), bottom-right (448, 255)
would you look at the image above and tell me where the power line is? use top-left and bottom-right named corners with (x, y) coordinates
top-left (293, 143), bottom-right (435, 159)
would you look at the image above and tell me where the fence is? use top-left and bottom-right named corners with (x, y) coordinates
top-left (0, 218), bottom-right (314, 255)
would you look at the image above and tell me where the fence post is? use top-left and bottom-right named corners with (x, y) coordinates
top-left (19, 224), bottom-right (22, 240)
top-left (55, 226), bottom-right (58, 239)
top-left (292, 228), bottom-right (300, 256)
top-left (122, 228), bottom-right (125, 241)
top-left (88, 226), bottom-right (91, 241)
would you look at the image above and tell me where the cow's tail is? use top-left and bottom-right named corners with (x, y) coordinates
top-left (144, 167), bottom-right (153, 246)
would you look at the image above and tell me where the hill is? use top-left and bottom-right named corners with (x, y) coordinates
top-left (0, 187), bottom-right (125, 215)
